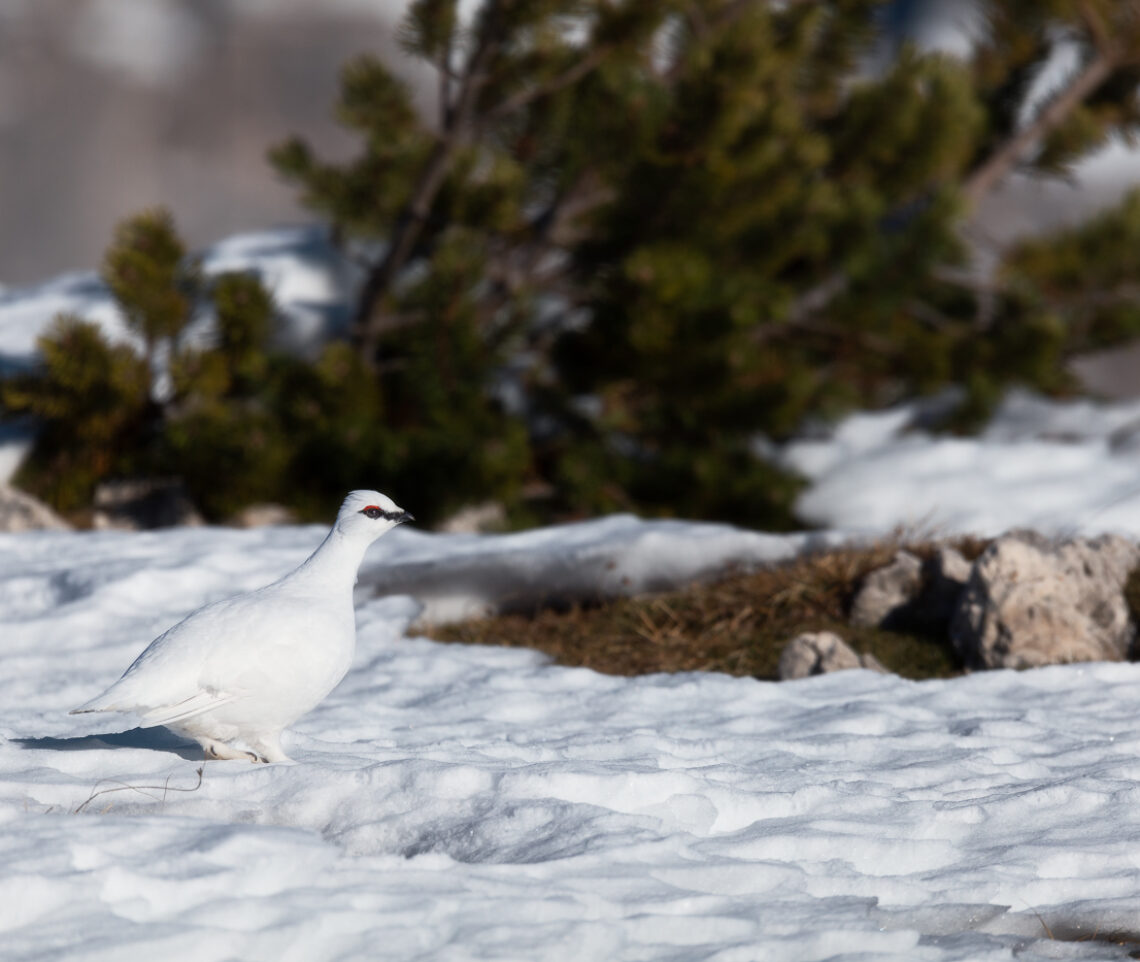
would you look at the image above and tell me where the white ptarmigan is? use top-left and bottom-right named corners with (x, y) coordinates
top-left (70, 490), bottom-right (412, 763)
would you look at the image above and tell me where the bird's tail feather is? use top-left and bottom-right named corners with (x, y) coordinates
top-left (68, 696), bottom-right (114, 715)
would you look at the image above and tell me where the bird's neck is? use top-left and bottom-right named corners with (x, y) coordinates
top-left (288, 527), bottom-right (370, 591)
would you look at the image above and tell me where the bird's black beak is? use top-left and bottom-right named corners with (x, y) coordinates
top-left (397, 511), bottom-right (414, 525)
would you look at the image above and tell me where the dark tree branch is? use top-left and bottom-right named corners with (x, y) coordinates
top-left (961, 50), bottom-right (1117, 210)
top-left (439, 27), bottom-right (453, 130)
top-left (784, 271), bottom-right (850, 326)
top-left (751, 313), bottom-right (899, 355)
top-left (488, 46), bottom-right (613, 121)
top-left (1077, 0), bottom-right (1116, 59)
top-left (352, 7), bottom-right (504, 363)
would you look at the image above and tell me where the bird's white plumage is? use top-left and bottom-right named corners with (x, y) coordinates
top-left (71, 490), bottom-right (410, 763)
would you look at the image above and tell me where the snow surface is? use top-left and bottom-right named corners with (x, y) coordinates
top-left (9, 224), bottom-right (1140, 957)
top-left (6, 519), bottom-right (1140, 960)
top-left (784, 389), bottom-right (1140, 539)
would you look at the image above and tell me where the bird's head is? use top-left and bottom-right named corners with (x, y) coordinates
top-left (335, 490), bottom-right (414, 541)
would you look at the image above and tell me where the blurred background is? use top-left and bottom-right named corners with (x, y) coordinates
top-left (2, 0), bottom-right (1137, 285)
top-left (0, 0), bottom-right (413, 285)
top-left (3, 0), bottom-right (1140, 532)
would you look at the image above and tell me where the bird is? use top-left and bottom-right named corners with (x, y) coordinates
top-left (70, 490), bottom-right (412, 763)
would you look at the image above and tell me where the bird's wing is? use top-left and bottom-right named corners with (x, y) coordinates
top-left (70, 683), bottom-right (239, 726)
top-left (136, 688), bottom-right (240, 728)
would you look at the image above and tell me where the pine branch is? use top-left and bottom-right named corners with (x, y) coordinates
top-left (439, 27), bottom-right (453, 130)
top-left (660, 0), bottom-right (764, 83)
top-left (788, 10), bottom-right (1129, 329)
top-left (352, 8), bottom-right (504, 363)
top-left (1077, 0), bottom-right (1116, 60)
top-left (487, 45), bottom-right (613, 121)
top-left (961, 50), bottom-right (1116, 210)
top-left (784, 271), bottom-right (850, 326)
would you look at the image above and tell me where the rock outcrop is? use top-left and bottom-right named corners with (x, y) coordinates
top-left (950, 531), bottom-right (1139, 669)
top-left (779, 631), bottom-right (886, 680)
top-left (0, 485), bottom-right (70, 532)
top-left (850, 545), bottom-right (971, 632)
top-left (850, 551), bottom-right (923, 627)
top-left (93, 479), bottom-right (203, 530)
top-left (228, 504), bottom-right (296, 528)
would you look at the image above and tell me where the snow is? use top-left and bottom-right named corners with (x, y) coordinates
top-left (356, 515), bottom-right (838, 622)
top-left (785, 389), bottom-right (1140, 539)
top-left (5, 519), bottom-right (1140, 960)
top-left (10, 229), bottom-right (1140, 958)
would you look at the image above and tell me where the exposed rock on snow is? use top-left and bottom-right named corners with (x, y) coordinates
top-left (228, 503), bottom-right (297, 528)
top-left (850, 550), bottom-right (923, 627)
top-left (778, 630), bottom-right (884, 679)
top-left (951, 531), bottom-right (1140, 669)
top-left (850, 545), bottom-right (971, 633)
top-left (436, 501), bottom-right (508, 534)
top-left (92, 478), bottom-right (204, 530)
top-left (0, 484), bottom-right (70, 532)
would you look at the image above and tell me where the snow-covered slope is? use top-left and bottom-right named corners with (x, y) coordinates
top-left (784, 389), bottom-right (1140, 538)
top-left (4, 520), bottom-right (1140, 960)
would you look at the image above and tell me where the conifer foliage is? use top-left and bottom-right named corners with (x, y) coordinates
top-left (268, 0), bottom-right (1140, 526)
top-left (6, 1), bottom-right (1140, 527)
top-left (1, 209), bottom-right (523, 524)
top-left (1, 211), bottom-right (284, 514)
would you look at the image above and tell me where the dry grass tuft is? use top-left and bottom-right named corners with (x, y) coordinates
top-left (427, 537), bottom-right (987, 681)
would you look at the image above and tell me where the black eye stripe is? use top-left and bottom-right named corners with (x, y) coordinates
top-left (360, 506), bottom-right (400, 521)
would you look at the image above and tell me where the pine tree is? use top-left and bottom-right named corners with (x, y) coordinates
top-left (12, 2), bottom-right (1140, 528)
top-left (273, 0), bottom-right (1140, 526)
top-left (1, 317), bottom-right (149, 510)
top-left (102, 209), bottom-right (198, 375)
top-left (1, 211), bottom-right (288, 519)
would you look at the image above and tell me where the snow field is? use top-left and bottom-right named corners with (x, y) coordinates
top-left (8, 228), bottom-right (1140, 957)
top-left (5, 523), bottom-right (1140, 959)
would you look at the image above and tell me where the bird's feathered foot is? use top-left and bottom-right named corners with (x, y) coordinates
top-left (199, 735), bottom-right (291, 764)
top-left (201, 738), bottom-right (267, 764)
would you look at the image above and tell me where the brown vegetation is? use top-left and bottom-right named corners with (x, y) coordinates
top-left (427, 538), bottom-right (990, 681)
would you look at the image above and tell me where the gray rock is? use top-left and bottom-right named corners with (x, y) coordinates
top-left (858, 651), bottom-right (889, 674)
top-left (930, 543), bottom-right (972, 584)
top-left (0, 485), bottom-right (70, 532)
top-left (851, 545), bottom-right (972, 632)
top-left (436, 501), bottom-right (508, 534)
top-left (779, 631), bottom-right (884, 680)
top-left (228, 503), bottom-right (296, 528)
top-left (951, 531), bottom-right (1140, 669)
top-left (93, 479), bottom-right (204, 531)
top-left (850, 551), bottom-right (923, 627)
